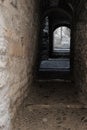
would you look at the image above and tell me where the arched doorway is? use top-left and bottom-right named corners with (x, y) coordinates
top-left (53, 26), bottom-right (71, 54)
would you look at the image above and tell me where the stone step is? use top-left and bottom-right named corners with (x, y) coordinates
top-left (24, 103), bottom-right (86, 109)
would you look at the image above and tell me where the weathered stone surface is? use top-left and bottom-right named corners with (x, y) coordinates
top-left (0, 0), bottom-right (39, 129)
top-left (74, 1), bottom-right (87, 105)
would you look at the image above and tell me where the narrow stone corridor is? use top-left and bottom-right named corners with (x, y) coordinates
top-left (0, 0), bottom-right (87, 129)
top-left (13, 81), bottom-right (87, 130)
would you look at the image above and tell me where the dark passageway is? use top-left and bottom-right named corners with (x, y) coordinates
top-left (0, 0), bottom-right (87, 129)
top-left (38, 0), bottom-right (80, 80)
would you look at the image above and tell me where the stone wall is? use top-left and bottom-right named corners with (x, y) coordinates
top-left (74, 0), bottom-right (87, 104)
top-left (0, 0), bottom-right (40, 129)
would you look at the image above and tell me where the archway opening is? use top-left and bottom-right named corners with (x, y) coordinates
top-left (53, 26), bottom-right (71, 54)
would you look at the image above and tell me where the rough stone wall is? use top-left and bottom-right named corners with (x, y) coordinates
top-left (0, 0), bottom-right (39, 129)
top-left (74, 1), bottom-right (87, 104)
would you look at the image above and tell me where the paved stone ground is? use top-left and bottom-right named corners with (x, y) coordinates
top-left (13, 81), bottom-right (87, 130)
